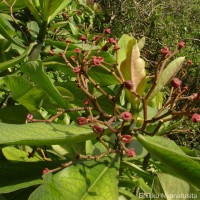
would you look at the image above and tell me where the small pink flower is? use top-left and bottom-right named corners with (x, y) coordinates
top-left (104, 28), bottom-right (111, 34)
top-left (122, 135), bottom-right (132, 144)
top-left (73, 67), bottom-right (81, 73)
top-left (126, 148), bottom-right (136, 157)
top-left (192, 113), bottom-right (200, 123)
top-left (93, 125), bottom-right (104, 134)
top-left (43, 168), bottom-right (49, 174)
top-left (178, 41), bottom-right (185, 50)
top-left (170, 78), bottom-right (182, 88)
top-left (121, 112), bottom-right (132, 122)
top-left (75, 48), bottom-right (81, 54)
top-left (124, 80), bottom-right (134, 90)
top-left (77, 117), bottom-right (87, 125)
top-left (84, 99), bottom-right (90, 105)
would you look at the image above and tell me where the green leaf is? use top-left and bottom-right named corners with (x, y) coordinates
top-left (22, 0), bottom-right (41, 24)
top-left (118, 34), bottom-right (132, 65)
top-left (4, 76), bottom-right (44, 111)
top-left (0, 105), bottom-right (28, 124)
top-left (148, 57), bottom-right (185, 101)
top-left (121, 161), bottom-right (153, 184)
top-left (2, 146), bottom-right (43, 162)
top-left (120, 39), bottom-right (146, 109)
top-left (40, 0), bottom-right (72, 23)
top-left (136, 134), bottom-right (200, 189)
top-left (0, 122), bottom-right (96, 146)
top-left (20, 61), bottom-right (70, 108)
top-left (0, 43), bottom-right (35, 71)
top-left (0, 0), bottom-right (26, 11)
top-left (29, 155), bottom-right (120, 200)
top-left (0, 160), bottom-right (63, 193)
top-left (0, 14), bottom-right (24, 48)
top-left (152, 173), bottom-right (200, 200)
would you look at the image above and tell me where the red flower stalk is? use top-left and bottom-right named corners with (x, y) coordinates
top-left (73, 67), bottom-right (81, 73)
top-left (93, 125), bottom-right (104, 134)
top-left (178, 41), bottom-right (185, 50)
top-left (121, 112), bottom-right (132, 122)
top-left (122, 135), bottom-right (132, 144)
top-left (192, 113), bottom-right (200, 123)
top-left (124, 80), bottom-right (134, 90)
top-left (104, 28), bottom-right (111, 34)
top-left (78, 117), bottom-right (87, 125)
top-left (170, 78), bottom-right (182, 88)
top-left (126, 148), bottom-right (136, 157)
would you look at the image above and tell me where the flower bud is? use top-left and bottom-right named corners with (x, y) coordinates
top-left (26, 114), bottom-right (33, 122)
top-left (108, 38), bottom-right (117, 45)
top-left (114, 45), bottom-right (120, 51)
top-left (66, 39), bottom-right (71, 43)
top-left (160, 47), bottom-right (170, 56)
top-left (124, 80), bottom-right (134, 90)
top-left (192, 113), bottom-right (200, 123)
top-left (126, 148), bottom-right (136, 157)
top-left (104, 28), bottom-right (111, 34)
top-left (187, 60), bottom-right (192, 65)
top-left (77, 117), bottom-right (87, 125)
top-left (43, 168), bottom-right (49, 174)
top-left (73, 67), bottom-right (81, 73)
top-left (170, 78), bottom-right (182, 88)
top-left (75, 48), bottom-right (81, 54)
top-left (121, 111), bottom-right (132, 122)
top-left (93, 125), bottom-right (104, 134)
top-left (178, 41), bottom-right (185, 50)
top-left (84, 99), bottom-right (90, 105)
top-left (49, 50), bottom-right (55, 55)
top-left (80, 35), bottom-right (87, 41)
top-left (122, 134), bottom-right (132, 144)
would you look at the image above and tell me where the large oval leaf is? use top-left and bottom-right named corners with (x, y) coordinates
top-left (0, 122), bottom-right (96, 147)
top-left (148, 57), bottom-right (185, 101)
top-left (136, 134), bottom-right (200, 189)
top-left (29, 155), bottom-right (120, 200)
